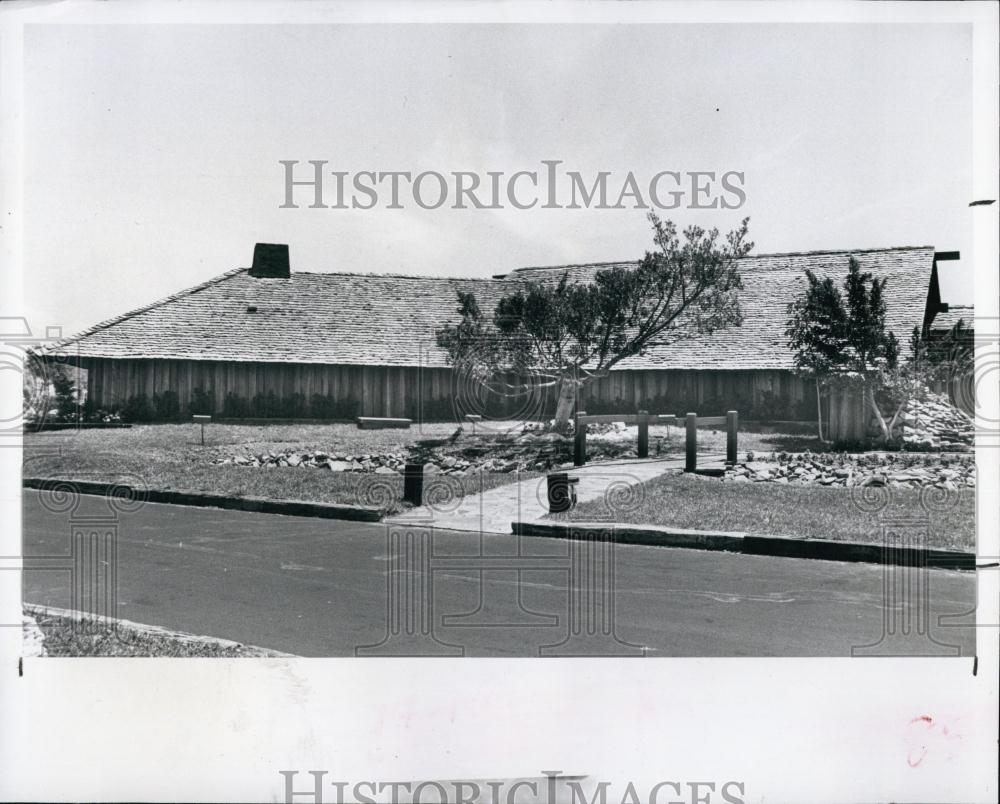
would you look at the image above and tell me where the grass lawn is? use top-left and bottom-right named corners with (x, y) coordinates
top-left (23, 422), bottom-right (533, 513)
top-left (554, 472), bottom-right (975, 551)
top-left (27, 608), bottom-right (282, 657)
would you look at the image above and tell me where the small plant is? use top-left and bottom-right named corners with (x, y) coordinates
top-left (746, 451), bottom-right (755, 461)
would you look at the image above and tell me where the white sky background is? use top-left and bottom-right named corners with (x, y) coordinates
top-left (23, 23), bottom-right (974, 336)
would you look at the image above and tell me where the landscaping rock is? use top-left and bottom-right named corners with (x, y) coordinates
top-left (722, 452), bottom-right (974, 490)
top-left (897, 392), bottom-right (974, 452)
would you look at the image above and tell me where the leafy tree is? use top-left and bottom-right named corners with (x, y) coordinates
top-left (23, 350), bottom-right (79, 423)
top-left (784, 272), bottom-right (849, 440)
top-left (889, 318), bottom-right (973, 412)
top-left (437, 214), bottom-right (753, 430)
top-left (786, 257), bottom-right (902, 442)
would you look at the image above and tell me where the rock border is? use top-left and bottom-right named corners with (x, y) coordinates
top-left (513, 521), bottom-right (976, 570)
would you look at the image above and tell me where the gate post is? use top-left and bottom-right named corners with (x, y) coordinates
top-left (726, 410), bottom-right (738, 466)
top-left (685, 412), bottom-right (697, 473)
top-left (637, 410), bottom-right (649, 459)
top-left (574, 411), bottom-right (587, 467)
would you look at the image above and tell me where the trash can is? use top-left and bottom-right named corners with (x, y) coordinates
top-left (547, 472), bottom-right (579, 514)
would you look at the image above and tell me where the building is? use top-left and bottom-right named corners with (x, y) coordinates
top-left (53, 242), bottom-right (969, 422)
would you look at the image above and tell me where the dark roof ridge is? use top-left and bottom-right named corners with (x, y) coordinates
top-left (292, 270), bottom-right (513, 282)
top-left (51, 266), bottom-right (249, 350)
top-left (510, 244), bottom-right (936, 273)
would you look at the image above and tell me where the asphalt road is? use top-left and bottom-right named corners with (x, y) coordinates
top-left (22, 491), bottom-right (977, 657)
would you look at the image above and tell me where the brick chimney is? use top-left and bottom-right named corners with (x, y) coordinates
top-left (249, 243), bottom-right (290, 278)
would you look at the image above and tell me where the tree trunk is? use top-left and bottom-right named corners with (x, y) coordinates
top-left (866, 384), bottom-right (890, 443)
top-left (815, 378), bottom-right (825, 442)
top-left (552, 377), bottom-right (579, 432)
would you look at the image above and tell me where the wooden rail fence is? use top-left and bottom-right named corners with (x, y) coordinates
top-left (574, 410), bottom-right (739, 472)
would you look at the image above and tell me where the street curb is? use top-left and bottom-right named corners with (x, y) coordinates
top-left (740, 534), bottom-right (975, 569)
top-left (22, 477), bottom-right (383, 522)
top-left (513, 521), bottom-right (746, 552)
top-left (23, 603), bottom-right (297, 657)
top-left (511, 521), bottom-right (975, 570)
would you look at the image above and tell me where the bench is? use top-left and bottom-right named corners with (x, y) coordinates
top-left (356, 417), bottom-right (413, 430)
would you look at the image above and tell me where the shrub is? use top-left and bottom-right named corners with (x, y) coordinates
top-left (153, 391), bottom-right (180, 420)
top-left (222, 392), bottom-right (250, 418)
top-left (410, 397), bottom-right (457, 422)
top-left (190, 387), bottom-right (214, 415)
top-left (310, 394), bottom-right (360, 420)
top-left (250, 391), bottom-right (280, 418)
top-left (121, 394), bottom-right (155, 423)
top-left (284, 392), bottom-right (307, 418)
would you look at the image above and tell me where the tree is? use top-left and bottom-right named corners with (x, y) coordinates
top-left (23, 349), bottom-right (78, 423)
top-left (893, 318), bottom-right (973, 410)
top-left (436, 214), bottom-right (753, 431)
top-left (783, 272), bottom-right (848, 440)
top-left (786, 257), bottom-right (901, 442)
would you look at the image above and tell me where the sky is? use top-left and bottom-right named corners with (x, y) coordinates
top-left (22, 23), bottom-right (975, 337)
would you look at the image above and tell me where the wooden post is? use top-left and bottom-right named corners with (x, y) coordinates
top-left (574, 411), bottom-right (587, 467)
top-left (685, 412), bottom-right (697, 473)
top-left (726, 410), bottom-right (738, 466)
top-left (193, 414), bottom-right (211, 446)
top-left (403, 463), bottom-right (425, 506)
top-left (637, 410), bottom-right (649, 458)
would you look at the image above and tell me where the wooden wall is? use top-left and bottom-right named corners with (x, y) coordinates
top-left (822, 386), bottom-right (869, 444)
top-left (82, 358), bottom-right (455, 419)
top-left (80, 358), bottom-right (813, 420)
top-left (578, 369), bottom-right (809, 416)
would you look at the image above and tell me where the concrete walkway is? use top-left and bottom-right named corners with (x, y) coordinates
top-left (385, 454), bottom-right (727, 534)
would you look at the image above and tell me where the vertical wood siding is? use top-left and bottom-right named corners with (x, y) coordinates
top-left (81, 359), bottom-right (813, 420)
top-left (578, 369), bottom-right (810, 418)
top-left (824, 386), bottom-right (869, 444)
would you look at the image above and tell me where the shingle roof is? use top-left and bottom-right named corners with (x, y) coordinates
top-left (56, 246), bottom-right (937, 371)
top-left (930, 305), bottom-right (974, 332)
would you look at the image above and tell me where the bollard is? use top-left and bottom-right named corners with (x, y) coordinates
top-left (403, 462), bottom-right (425, 506)
top-left (685, 412), bottom-right (697, 472)
top-left (547, 473), bottom-right (578, 513)
top-left (726, 410), bottom-right (738, 466)
top-left (574, 411), bottom-right (587, 466)
top-left (637, 409), bottom-right (649, 458)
